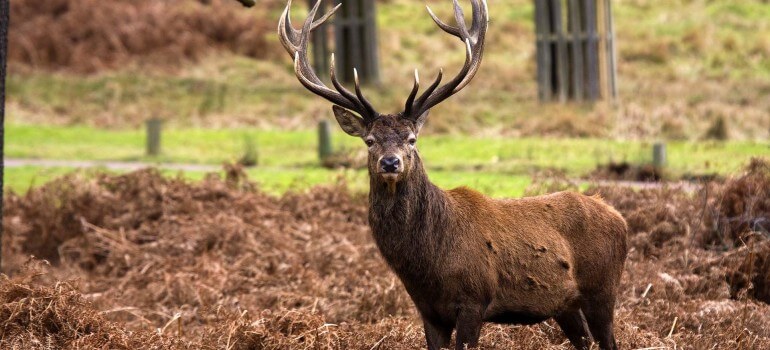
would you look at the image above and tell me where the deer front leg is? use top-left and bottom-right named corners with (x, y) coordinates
top-left (423, 318), bottom-right (452, 350)
top-left (454, 305), bottom-right (484, 350)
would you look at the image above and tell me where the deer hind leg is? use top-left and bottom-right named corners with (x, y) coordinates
top-left (554, 309), bottom-right (592, 350)
top-left (454, 305), bottom-right (484, 350)
top-left (423, 318), bottom-right (452, 350)
top-left (582, 294), bottom-right (619, 350)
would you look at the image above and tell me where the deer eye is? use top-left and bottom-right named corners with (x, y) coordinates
top-left (408, 137), bottom-right (417, 146)
top-left (365, 139), bottom-right (375, 147)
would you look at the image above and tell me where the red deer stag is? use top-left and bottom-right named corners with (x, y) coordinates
top-left (278, 1), bottom-right (628, 349)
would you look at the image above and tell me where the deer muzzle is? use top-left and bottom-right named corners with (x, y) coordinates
top-left (378, 155), bottom-right (404, 183)
top-left (380, 156), bottom-right (401, 173)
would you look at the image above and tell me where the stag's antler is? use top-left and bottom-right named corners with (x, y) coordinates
top-left (278, 0), bottom-right (378, 121)
top-left (403, 0), bottom-right (488, 119)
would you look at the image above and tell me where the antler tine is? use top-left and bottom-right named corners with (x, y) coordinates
top-left (426, 5), bottom-right (461, 39)
top-left (354, 69), bottom-right (378, 118)
top-left (405, 0), bottom-right (487, 119)
top-left (468, 0), bottom-right (484, 38)
top-left (425, 0), bottom-right (486, 43)
top-left (330, 53), bottom-right (364, 109)
top-left (412, 68), bottom-right (443, 114)
top-left (403, 69), bottom-right (420, 116)
top-left (452, 0), bottom-right (472, 42)
top-left (278, 0), bottom-right (300, 55)
top-left (297, 0), bottom-right (323, 59)
top-left (278, 0), bottom-right (378, 120)
top-left (292, 53), bottom-right (356, 111)
top-left (312, 4), bottom-right (341, 30)
top-left (421, 39), bottom-right (474, 110)
top-left (454, 2), bottom-right (487, 92)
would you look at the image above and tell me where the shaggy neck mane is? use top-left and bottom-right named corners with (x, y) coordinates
top-left (367, 153), bottom-right (453, 286)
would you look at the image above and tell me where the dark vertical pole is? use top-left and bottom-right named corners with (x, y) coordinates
top-left (568, 0), bottom-right (584, 101)
top-left (146, 118), bottom-right (162, 156)
top-left (597, 0), bottom-right (608, 100)
top-left (362, 0), bottom-right (379, 84)
top-left (603, 0), bottom-right (617, 101)
top-left (535, 0), bottom-right (552, 102)
top-left (534, 0), bottom-right (542, 100)
top-left (334, 0), bottom-right (378, 84)
top-left (308, 0), bottom-right (330, 79)
top-left (551, 0), bottom-right (568, 103)
top-left (334, 0), bottom-right (353, 82)
top-left (342, 0), bottom-right (363, 80)
top-left (0, 0), bottom-right (8, 271)
top-left (536, 0), bottom-right (613, 103)
top-left (653, 142), bottom-right (667, 169)
top-left (318, 120), bottom-right (333, 161)
top-left (333, 0), bottom-right (347, 81)
top-left (584, 0), bottom-right (600, 100)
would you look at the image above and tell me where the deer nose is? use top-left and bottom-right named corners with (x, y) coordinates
top-left (380, 157), bottom-right (400, 173)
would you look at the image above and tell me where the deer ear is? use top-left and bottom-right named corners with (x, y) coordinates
top-left (332, 105), bottom-right (366, 137)
top-left (414, 110), bottom-right (430, 133)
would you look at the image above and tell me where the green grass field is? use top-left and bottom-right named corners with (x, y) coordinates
top-left (4, 165), bottom-right (535, 199)
top-left (5, 123), bottom-right (766, 196)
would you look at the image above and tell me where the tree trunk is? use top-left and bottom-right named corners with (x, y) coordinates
top-left (0, 0), bottom-right (10, 272)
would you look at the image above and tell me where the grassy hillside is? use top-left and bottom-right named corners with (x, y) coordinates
top-left (6, 0), bottom-right (770, 139)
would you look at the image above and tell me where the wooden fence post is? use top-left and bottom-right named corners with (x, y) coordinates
top-left (584, 0), bottom-right (601, 100)
top-left (333, 0), bottom-right (379, 84)
top-left (146, 118), bottom-right (162, 156)
top-left (308, 0), bottom-right (331, 79)
top-left (534, 0), bottom-right (552, 102)
top-left (318, 120), bottom-right (333, 161)
top-left (307, 0), bottom-right (379, 85)
top-left (534, 0), bottom-right (616, 103)
top-left (602, 0), bottom-right (618, 101)
top-left (568, 0), bottom-right (584, 102)
top-left (653, 142), bottom-right (667, 169)
top-left (551, 0), bottom-right (568, 103)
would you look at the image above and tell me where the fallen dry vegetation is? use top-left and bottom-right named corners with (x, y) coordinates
top-left (8, 0), bottom-right (277, 73)
top-left (2, 159), bottom-right (770, 349)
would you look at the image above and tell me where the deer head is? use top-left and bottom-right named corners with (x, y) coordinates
top-left (279, 0), bottom-right (488, 187)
